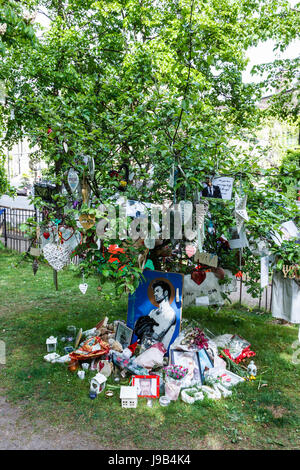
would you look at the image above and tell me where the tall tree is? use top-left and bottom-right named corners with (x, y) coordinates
top-left (0, 0), bottom-right (299, 295)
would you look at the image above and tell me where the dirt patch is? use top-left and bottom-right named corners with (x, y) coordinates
top-left (0, 394), bottom-right (107, 450)
top-left (266, 405), bottom-right (288, 419)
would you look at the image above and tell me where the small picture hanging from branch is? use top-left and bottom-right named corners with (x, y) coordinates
top-left (201, 176), bottom-right (234, 201)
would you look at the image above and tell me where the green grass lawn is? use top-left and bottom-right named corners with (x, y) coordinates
top-left (0, 249), bottom-right (299, 450)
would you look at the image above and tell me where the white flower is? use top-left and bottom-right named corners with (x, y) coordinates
top-left (0, 23), bottom-right (7, 35)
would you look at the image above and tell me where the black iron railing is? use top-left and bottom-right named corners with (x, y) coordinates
top-left (0, 205), bottom-right (41, 252)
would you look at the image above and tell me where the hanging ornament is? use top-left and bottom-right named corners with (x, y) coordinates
top-left (191, 269), bottom-right (206, 286)
top-left (79, 271), bottom-right (88, 294)
top-left (67, 168), bottom-right (79, 193)
top-left (144, 238), bottom-right (156, 250)
top-left (81, 176), bottom-right (91, 205)
top-left (207, 220), bottom-right (215, 235)
top-left (185, 244), bottom-right (196, 258)
top-left (195, 202), bottom-right (207, 253)
top-left (79, 283), bottom-right (88, 294)
top-left (144, 259), bottom-right (155, 270)
top-left (47, 128), bottom-right (53, 139)
top-left (32, 259), bottom-right (39, 276)
top-left (43, 244), bottom-right (71, 271)
top-left (43, 231), bottom-right (50, 239)
top-left (59, 227), bottom-right (81, 251)
top-left (234, 193), bottom-right (249, 233)
top-left (82, 155), bottom-right (95, 179)
top-left (63, 142), bottom-right (68, 153)
top-left (79, 213), bottom-right (95, 230)
top-left (197, 226), bottom-right (203, 253)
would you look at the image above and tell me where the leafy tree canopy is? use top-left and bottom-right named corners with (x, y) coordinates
top-left (0, 0), bottom-right (299, 296)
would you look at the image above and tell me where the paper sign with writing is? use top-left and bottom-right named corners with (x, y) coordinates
top-left (194, 251), bottom-right (218, 268)
top-left (212, 177), bottom-right (234, 200)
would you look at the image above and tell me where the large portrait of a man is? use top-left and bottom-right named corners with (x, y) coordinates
top-left (127, 271), bottom-right (183, 355)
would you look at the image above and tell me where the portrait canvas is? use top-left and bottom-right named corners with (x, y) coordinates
top-left (115, 322), bottom-right (133, 349)
top-left (132, 375), bottom-right (160, 398)
top-left (197, 348), bottom-right (214, 382)
top-left (201, 176), bottom-right (234, 201)
top-left (170, 349), bottom-right (202, 386)
top-left (127, 270), bottom-right (183, 355)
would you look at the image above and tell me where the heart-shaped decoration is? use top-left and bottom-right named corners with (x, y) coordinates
top-left (79, 283), bottom-right (88, 295)
top-left (43, 232), bottom-right (50, 239)
top-left (43, 243), bottom-right (71, 271)
top-left (191, 270), bottom-right (206, 286)
top-left (185, 244), bottom-right (196, 258)
top-left (79, 214), bottom-right (95, 230)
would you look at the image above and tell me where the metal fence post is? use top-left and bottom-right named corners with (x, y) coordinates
top-left (3, 208), bottom-right (7, 248)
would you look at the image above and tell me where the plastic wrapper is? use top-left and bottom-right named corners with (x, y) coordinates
top-left (135, 342), bottom-right (166, 369)
top-left (69, 336), bottom-right (109, 362)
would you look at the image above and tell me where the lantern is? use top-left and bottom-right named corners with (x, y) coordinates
top-left (46, 336), bottom-right (57, 353)
top-left (90, 373), bottom-right (107, 395)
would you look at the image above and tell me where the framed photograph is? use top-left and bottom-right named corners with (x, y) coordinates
top-left (115, 322), bottom-right (133, 349)
top-left (127, 270), bottom-right (183, 355)
top-left (170, 349), bottom-right (202, 386)
top-left (132, 375), bottom-right (160, 398)
top-left (197, 348), bottom-right (214, 382)
top-left (201, 176), bottom-right (234, 201)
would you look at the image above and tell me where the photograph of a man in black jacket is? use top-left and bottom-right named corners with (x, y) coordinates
top-left (201, 177), bottom-right (222, 199)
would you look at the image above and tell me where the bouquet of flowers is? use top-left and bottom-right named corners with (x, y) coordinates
top-left (164, 365), bottom-right (188, 380)
top-left (180, 327), bottom-right (209, 350)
